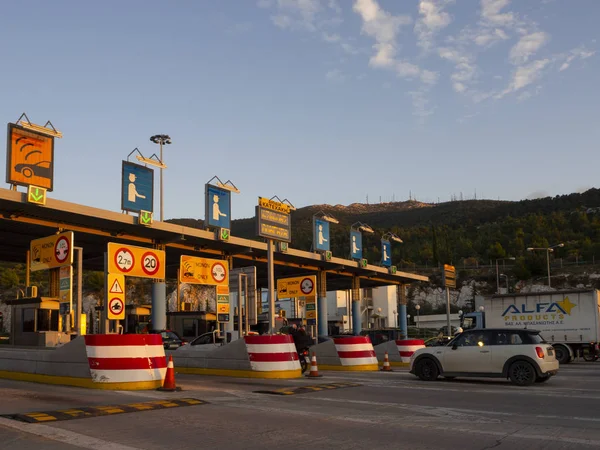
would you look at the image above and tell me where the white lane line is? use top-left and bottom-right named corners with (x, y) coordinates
top-left (0, 417), bottom-right (140, 450)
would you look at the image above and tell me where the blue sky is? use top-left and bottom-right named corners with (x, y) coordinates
top-left (1, 0), bottom-right (598, 220)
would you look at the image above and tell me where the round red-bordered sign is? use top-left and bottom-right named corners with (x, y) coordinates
top-left (300, 277), bottom-right (314, 295)
top-left (114, 247), bottom-right (135, 273)
top-left (141, 251), bottom-right (160, 276)
top-left (54, 236), bottom-right (70, 264)
top-left (211, 262), bottom-right (227, 284)
top-left (109, 298), bottom-right (124, 316)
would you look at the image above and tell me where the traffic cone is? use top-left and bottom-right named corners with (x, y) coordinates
top-left (157, 355), bottom-right (182, 391)
top-left (381, 351), bottom-right (393, 372)
top-left (306, 352), bottom-right (323, 378)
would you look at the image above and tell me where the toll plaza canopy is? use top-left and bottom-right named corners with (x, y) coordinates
top-left (0, 188), bottom-right (428, 290)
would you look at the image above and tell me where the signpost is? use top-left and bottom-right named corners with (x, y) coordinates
top-left (108, 243), bottom-right (165, 280)
top-left (256, 196), bottom-right (294, 333)
top-left (27, 185), bottom-right (47, 205)
top-left (277, 275), bottom-right (317, 326)
top-left (30, 231), bottom-right (74, 272)
top-left (381, 239), bottom-right (392, 267)
top-left (443, 264), bottom-right (456, 336)
top-left (205, 184), bottom-right (231, 230)
top-left (350, 230), bottom-right (363, 260)
top-left (6, 122), bottom-right (55, 191)
top-left (107, 272), bottom-right (126, 320)
top-left (179, 255), bottom-right (229, 286)
top-left (313, 218), bottom-right (331, 253)
top-left (121, 161), bottom-right (154, 214)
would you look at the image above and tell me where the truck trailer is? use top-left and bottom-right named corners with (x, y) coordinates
top-left (461, 289), bottom-right (600, 364)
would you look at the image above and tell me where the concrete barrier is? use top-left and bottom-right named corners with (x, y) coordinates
top-left (0, 335), bottom-right (167, 390)
top-left (84, 334), bottom-right (166, 389)
top-left (311, 336), bottom-right (378, 371)
top-left (396, 339), bottom-right (425, 364)
top-left (172, 334), bottom-right (301, 379)
top-left (374, 340), bottom-right (406, 366)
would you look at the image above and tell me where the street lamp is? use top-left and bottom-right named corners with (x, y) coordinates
top-left (415, 304), bottom-right (421, 328)
top-left (499, 273), bottom-right (509, 293)
top-left (527, 243), bottom-right (565, 287)
top-left (150, 134), bottom-right (172, 222)
top-left (495, 257), bottom-right (515, 294)
top-left (351, 221), bottom-right (375, 234)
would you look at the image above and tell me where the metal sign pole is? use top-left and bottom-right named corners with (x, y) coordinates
top-left (267, 239), bottom-right (275, 334)
top-left (75, 247), bottom-right (83, 335)
top-left (237, 273), bottom-right (243, 338)
top-left (446, 286), bottom-right (451, 336)
top-left (243, 274), bottom-right (249, 336)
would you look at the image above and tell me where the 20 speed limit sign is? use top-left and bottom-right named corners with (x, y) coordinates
top-left (107, 243), bottom-right (165, 279)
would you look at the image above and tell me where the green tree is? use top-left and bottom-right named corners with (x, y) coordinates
top-left (0, 268), bottom-right (19, 289)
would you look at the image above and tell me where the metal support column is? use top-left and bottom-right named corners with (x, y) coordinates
top-left (75, 247), bottom-right (83, 335)
top-left (397, 284), bottom-right (408, 339)
top-left (317, 271), bottom-right (328, 337)
top-left (151, 243), bottom-right (167, 332)
top-left (351, 276), bottom-right (361, 335)
top-left (267, 239), bottom-right (275, 334)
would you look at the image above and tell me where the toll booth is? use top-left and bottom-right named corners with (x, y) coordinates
top-left (4, 297), bottom-right (72, 346)
top-left (125, 305), bottom-right (151, 334)
top-left (167, 312), bottom-right (217, 340)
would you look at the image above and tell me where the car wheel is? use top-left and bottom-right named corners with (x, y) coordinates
top-left (535, 375), bottom-right (551, 383)
top-left (416, 358), bottom-right (439, 381)
top-left (508, 361), bottom-right (537, 386)
top-left (21, 167), bottom-right (33, 178)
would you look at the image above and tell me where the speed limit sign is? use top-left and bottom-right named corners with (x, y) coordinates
top-left (141, 251), bottom-right (160, 277)
top-left (108, 243), bottom-right (165, 279)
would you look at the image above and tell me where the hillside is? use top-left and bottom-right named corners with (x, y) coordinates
top-left (168, 188), bottom-right (600, 280)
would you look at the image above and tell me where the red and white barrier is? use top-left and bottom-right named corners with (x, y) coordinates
top-left (333, 336), bottom-right (378, 368)
top-left (396, 339), bottom-right (425, 363)
top-left (244, 335), bottom-right (300, 372)
top-left (84, 334), bottom-right (167, 389)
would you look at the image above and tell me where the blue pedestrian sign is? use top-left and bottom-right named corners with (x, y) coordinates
top-left (381, 239), bottom-right (392, 267)
top-left (121, 161), bottom-right (154, 214)
top-left (350, 230), bottom-right (362, 260)
top-left (313, 218), bottom-right (330, 252)
top-left (205, 184), bottom-right (231, 229)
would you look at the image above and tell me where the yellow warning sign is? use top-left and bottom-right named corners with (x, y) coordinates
top-left (180, 255), bottom-right (229, 286)
top-left (109, 277), bottom-right (124, 294)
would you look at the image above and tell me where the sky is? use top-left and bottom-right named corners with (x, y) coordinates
top-left (0, 0), bottom-right (598, 221)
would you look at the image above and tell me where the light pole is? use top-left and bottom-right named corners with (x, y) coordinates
top-left (495, 257), bottom-right (515, 294)
top-left (527, 243), bottom-right (564, 287)
top-left (150, 134), bottom-right (172, 222)
top-left (499, 273), bottom-right (509, 293)
top-left (415, 304), bottom-right (421, 328)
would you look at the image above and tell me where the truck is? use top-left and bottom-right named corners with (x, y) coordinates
top-left (460, 289), bottom-right (600, 364)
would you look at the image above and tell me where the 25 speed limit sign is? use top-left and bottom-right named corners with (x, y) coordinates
top-left (107, 243), bottom-right (165, 279)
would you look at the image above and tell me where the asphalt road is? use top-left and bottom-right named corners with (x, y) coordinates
top-left (1, 363), bottom-right (600, 450)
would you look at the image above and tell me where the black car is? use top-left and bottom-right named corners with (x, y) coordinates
top-left (150, 330), bottom-right (187, 349)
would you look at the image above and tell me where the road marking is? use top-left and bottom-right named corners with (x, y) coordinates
top-left (2, 398), bottom-right (207, 423)
top-left (0, 417), bottom-right (141, 450)
top-left (254, 382), bottom-right (362, 396)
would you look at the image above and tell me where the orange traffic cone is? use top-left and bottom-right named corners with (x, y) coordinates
top-left (381, 351), bottom-right (393, 372)
top-left (158, 355), bottom-right (182, 391)
top-left (306, 352), bottom-right (323, 378)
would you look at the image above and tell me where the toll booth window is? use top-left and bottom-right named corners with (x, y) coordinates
top-left (37, 310), bottom-right (59, 332)
top-left (22, 309), bottom-right (35, 332)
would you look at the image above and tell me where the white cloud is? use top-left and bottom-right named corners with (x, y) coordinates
top-left (325, 69), bottom-right (345, 82)
top-left (480, 0), bottom-right (514, 27)
top-left (496, 58), bottom-right (550, 98)
top-left (509, 32), bottom-right (550, 65)
top-left (396, 60), bottom-right (421, 78)
top-left (421, 69), bottom-right (439, 85)
top-left (408, 89), bottom-right (436, 124)
top-left (353, 0), bottom-right (412, 68)
top-left (474, 28), bottom-right (508, 46)
top-left (414, 0), bottom-right (454, 52)
top-left (559, 47), bottom-right (596, 71)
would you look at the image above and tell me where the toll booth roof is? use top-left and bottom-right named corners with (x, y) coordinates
top-left (0, 188), bottom-right (428, 290)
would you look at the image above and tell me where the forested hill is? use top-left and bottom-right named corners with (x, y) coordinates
top-left (169, 188), bottom-right (600, 278)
